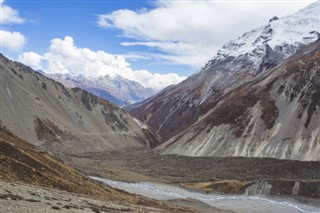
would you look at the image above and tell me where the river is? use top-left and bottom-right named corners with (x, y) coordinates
top-left (90, 176), bottom-right (320, 213)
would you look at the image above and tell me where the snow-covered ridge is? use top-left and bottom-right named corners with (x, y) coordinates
top-left (215, 1), bottom-right (319, 64)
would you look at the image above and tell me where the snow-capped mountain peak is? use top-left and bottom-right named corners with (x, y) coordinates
top-left (214, 1), bottom-right (319, 73)
top-left (268, 1), bottom-right (319, 50)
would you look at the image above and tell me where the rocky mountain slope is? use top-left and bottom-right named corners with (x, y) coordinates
top-left (157, 40), bottom-right (320, 161)
top-left (0, 54), bottom-right (160, 157)
top-left (131, 2), bottom-right (319, 143)
top-left (0, 127), bottom-right (195, 213)
top-left (47, 73), bottom-right (156, 106)
top-left (131, 2), bottom-right (320, 160)
top-left (0, 126), bottom-right (131, 198)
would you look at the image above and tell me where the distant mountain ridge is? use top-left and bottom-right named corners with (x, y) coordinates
top-left (46, 73), bottom-right (157, 106)
top-left (131, 2), bottom-right (320, 160)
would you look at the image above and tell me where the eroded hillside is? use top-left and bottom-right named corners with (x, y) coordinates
top-left (0, 54), bottom-right (160, 157)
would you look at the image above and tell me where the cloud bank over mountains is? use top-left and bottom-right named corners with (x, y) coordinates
top-left (4, 0), bottom-right (313, 91)
top-left (18, 36), bottom-right (186, 90)
top-left (1, 0), bottom-right (185, 90)
top-left (98, 0), bottom-right (314, 67)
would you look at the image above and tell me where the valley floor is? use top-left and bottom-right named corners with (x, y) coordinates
top-left (61, 148), bottom-right (320, 202)
top-left (0, 180), bottom-right (236, 213)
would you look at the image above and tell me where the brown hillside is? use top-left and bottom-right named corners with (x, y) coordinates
top-left (0, 127), bottom-right (195, 212)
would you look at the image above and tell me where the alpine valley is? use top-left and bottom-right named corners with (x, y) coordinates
top-left (1, 1), bottom-right (320, 213)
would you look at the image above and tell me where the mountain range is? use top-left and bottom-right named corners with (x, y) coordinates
top-left (131, 1), bottom-right (320, 160)
top-left (46, 73), bottom-right (157, 106)
top-left (1, 2), bottom-right (319, 162)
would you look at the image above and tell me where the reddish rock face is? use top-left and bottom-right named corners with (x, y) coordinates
top-left (132, 39), bottom-right (320, 160)
top-left (131, 2), bottom-right (319, 145)
top-left (153, 41), bottom-right (320, 160)
top-left (132, 43), bottom-right (319, 145)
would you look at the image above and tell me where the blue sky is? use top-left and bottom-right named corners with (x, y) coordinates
top-left (4, 1), bottom-right (185, 73)
top-left (0, 0), bottom-right (315, 89)
top-left (8, 1), bottom-right (147, 53)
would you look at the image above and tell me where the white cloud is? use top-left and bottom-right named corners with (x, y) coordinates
top-left (0, 0), bottom-right (25, 24)
top-left (0, 30), bottom-right (26, 51)
top-left (18, 52), bottom-right (44, 70)
top-left (98, 0), bottom-right (315, 68)
top-left (0, 1), bottom-right (26, 52)
top-left (121, 41), bottom-right (214, 67)
top-left (18, 36), bottom-right (186, 90)
top-left (129, 70), bottom-right (185, 90)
